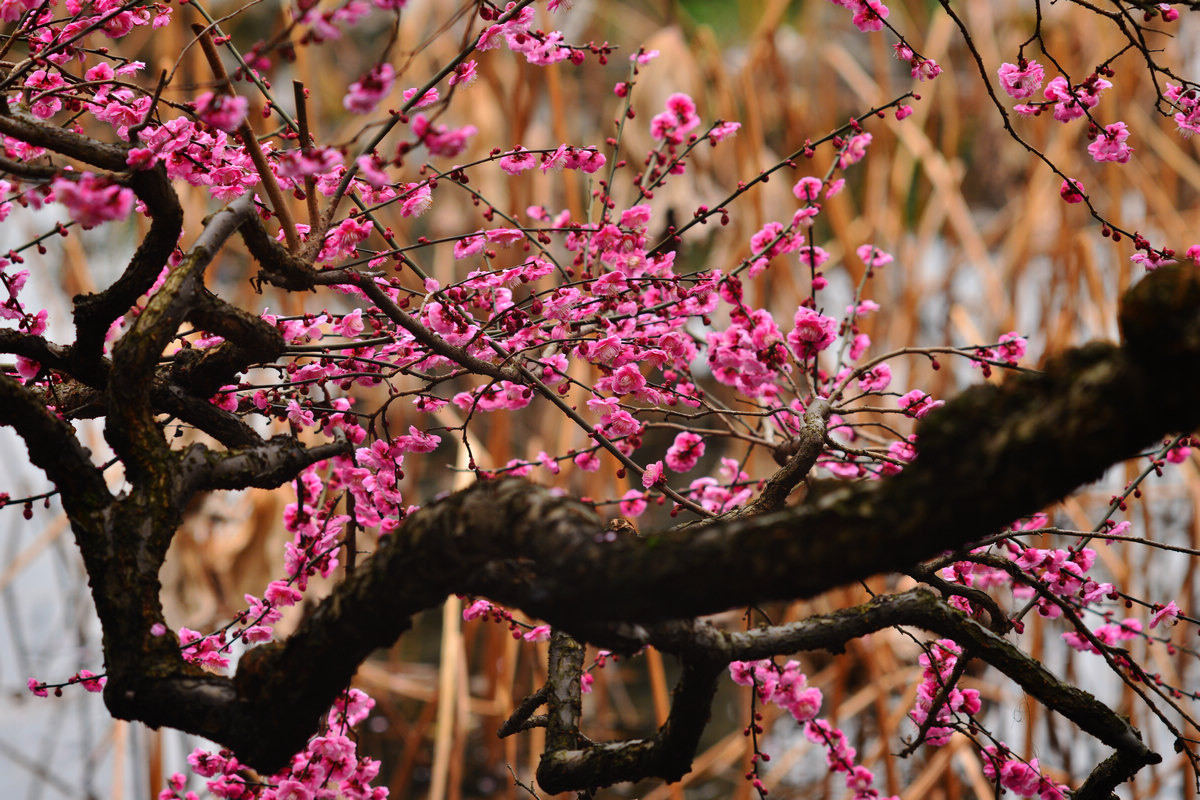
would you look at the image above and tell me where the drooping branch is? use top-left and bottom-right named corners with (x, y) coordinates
top-left (532, 588), bottom-right (1157, 793)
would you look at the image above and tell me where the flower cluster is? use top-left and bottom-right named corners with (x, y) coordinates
top-left (908, 639), bottom-right (981, 746)
top-left (729, 659), bottom-right (823, 722)
top-left (981, 745), bottom-right (1068, 800)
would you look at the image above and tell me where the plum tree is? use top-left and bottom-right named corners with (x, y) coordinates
top-left (4, 1), bottom-right (1200, 798)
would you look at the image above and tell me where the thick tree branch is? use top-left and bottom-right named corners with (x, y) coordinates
top-left (0, 107), bottom-right (130, 170)
top-left (71, 167), bottom-right (184, 366)
top-left (531, 589), bottom-right (1156, 792)
top-left (239, 214), bottom-right (319, 290)
top-left (0, 372), bottom-right (109, 515)
top-left (171, 288), bottom-right (285, 397)
top-left (735, 397), bottom-right (831, 517)
top-left (105, 195), bottom-right (255, 484)
top-left (0, 328), bottom-right (76, 371)
top-left (178, 436), bottom-right (351, 497)
top-left (94, 267), bottom-right (1200, 780)
top-left (537, 656), bottom-right (723, 793)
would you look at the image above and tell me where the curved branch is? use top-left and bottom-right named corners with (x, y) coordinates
top-left (0, 372), bottom-right (109, 516)
top-left (535, 589), bottom-right (1158, 792)
top-left (105, 195), bottom-right (255, 484)
top-left (71, 166), bottom-right (184, 367)
top-left (98, 267), bottom-right (1200, 778)
top-left (537, 657), bottom-right (723, 793)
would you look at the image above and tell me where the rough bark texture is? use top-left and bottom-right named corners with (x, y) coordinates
top-left (86, 266), bottom-right (1200, 777)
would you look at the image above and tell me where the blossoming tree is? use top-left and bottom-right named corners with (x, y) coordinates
top-left (5, 0), bottom-right (1200, 798)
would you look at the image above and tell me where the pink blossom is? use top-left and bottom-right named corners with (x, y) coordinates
top-left (53, 173), bottom-right (135, 229)
top-left (454, 233), bottom-right (485, 259)
top-left (77, 670), bottom-right (105, 692)
top-left (849, 300), bottom-right (880, 316)
top-left (642, 460), bottom-right (665, 488)
top-left (1150, 601), bottom-right (1180, 629)
top-left (1044, 75), bottom-right (1110, 122)
top-left (708, 120), bottom-right (741, 142)
top-left (0, 0), bottom-right (37, 22)
top-left (321, 217), bottom-right (373, 262)
top-left (186, 747), bottom-right (228, 778)
top-left (15, 356), bottom-right (40, 380)
top-left (463, 599), bottom-right (492, 621)
top-left (412, 114), bottom-right (477, 157)
top-left (485, 228), bottom-right (524, 246)
top-left (1000, 759), bottom-right (1042, 796)
top-left (355, 155), bottom-right (391, 188)
top-left (913, 58), bottom-right (942, 81)
top-left (846, 0), bottom-right (889, 33)
top-left (1166, 441), bottom-right (1191, 463)
top-left (192, 91), bottom-right (247, 133)
top-left (401, 86), bottom-right (439, 109)
top-left (499, 147), bottom-right (538, 175)
top-left (449, 60), bottom-right (477, 87)
top-left (787, 307), bottom-right (837, 360)
top-left (399, 182), bottom-right (433, 217)
top-left (332, 308), bottom-right (365, 336)
top-left (344, 63), bottom-right (395, 114)
top-left (619, 490), bottom-right (647, 517)
top-left (606, 363), bottom-right (647, 396)
top-left (848, 333), bottom-right (871, 361)
top-left (1087, 121), bottom-right (1133, 163)
top-left (665, 432), bottom-right (705, 472)
top-left (997, 332), bottom-right (1027, 364)
top-left (264, 580), bottom-right (302, 606)
top-left (22, 69), bottom-right (67, 119)
top-left (540, 144), bottom-right (569, 171)
top-left (880, 436), bottom-right (917, 475)
top-left (211, 386), bottom-right (239, 412)
top-left (1059, 178), bottom-right (1085, 204)
top-left (998, 61), bottom-right (1045, 100)
top-left (845, 765), bottom-right (875, 793)
top-left (838, 133), bottom-right (872, 168)
top-left (523, 625), bottom-right (551, 642)
top-left (858, 363), bottom-right (892, 392)
top-left (536, 451), bottom-right (560, 475)
top-left (793, 176), bottom-right (823, 202)
top-left (563, 147), bottom-right (606, 173)
top-left (127, 147), bottom-right (158, 170)
top-left (729, 661), bottom-right (757, 686)
top-left (27, 678), bottom-right (47, 697)
top-left (650, 92), bottom-right (701, 143)
top-left (286, 400), bottom-right (316, 428)
top-left (797, 245), bottom-right (830, 269)
top-left (898, 390), bottom-right (943, 418)
top-left (856, 243), bottom-right (893, 268)
top-left (276, 147), bottom-right (343, 181)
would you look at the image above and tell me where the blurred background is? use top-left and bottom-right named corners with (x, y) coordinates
top-left (3, 0), bottom-right (1200, 797)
